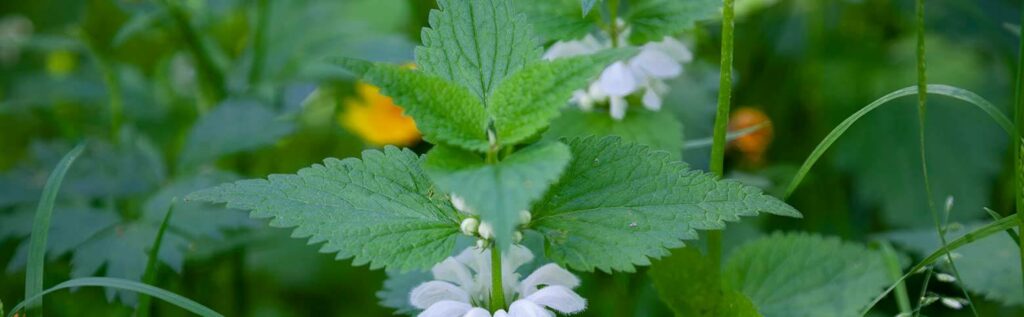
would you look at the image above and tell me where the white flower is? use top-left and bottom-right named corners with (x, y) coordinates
top-left (544, 26), bottom-right (693, 120)
top-left (410, 246), bottom-right (586, 317)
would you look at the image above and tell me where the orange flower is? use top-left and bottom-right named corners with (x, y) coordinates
top-left (728, 107), bottom-right (773, 165)
top-left (340, 81), bottom-right (421, 147)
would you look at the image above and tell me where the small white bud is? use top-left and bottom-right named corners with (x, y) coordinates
top-left (944, 196), bottom-right (955, 213)
top-left (518, 210), bottom-right (532, 225)
top-left (919, 295), bottom-right (939, 307)
top-left (478, 222), bottom-right (494, 240)
top-left (935, 273), bottom-right (957, 283)
top-left (513, 231), bottom-right (523, 243)
top-left (475, 239), bottom-right (487, 249)
top-left (450, 194), bottom-right (476, 215)
top-left (940, 297), bottom-right (966, 310)
top-left (460, 218), bottom-right (480, 236)
top-left (487, 129), bottom-right (497, 146)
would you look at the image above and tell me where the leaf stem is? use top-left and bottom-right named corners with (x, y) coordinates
top-left (608, 0), bottom-right (620, 48)
top-left (1013, 0), bottom-right (1024, 297)
top-left (489, 245), bottom-right (506, 312)
top-left (912, 2), bottom-right (977, 315)
top-left (707, 0), bottom-right (736, 268)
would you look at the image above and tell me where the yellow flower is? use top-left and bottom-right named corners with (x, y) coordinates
top-left (340, 82), bottom-right (421, 147)
top-left (45, 50), bottom-right (76, 78)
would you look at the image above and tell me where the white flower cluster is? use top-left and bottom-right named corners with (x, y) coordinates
top-left (410, 245), bottom-right (586, 317)
top-left (452, 194), bottom-right (530, 247)
top-left (543, 20), bottom-right (693, 120)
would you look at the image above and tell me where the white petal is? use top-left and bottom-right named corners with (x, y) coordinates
top-left (597, 62), bottom-right (638, 97)
top-left (507, 300), bottom-right (555, 317)
top-left (504, 245), bottom-right (535, 273)
top-left (410, 281), bottom-right (470, 309)
top-left (572, 90), bottom-right (594, 111)
top-left (493, 310), bottom-right (510, 317)
top-left (451, 194), bottom-right (472, 214)
top-left (519, 263), bottom-right (580, 297)
top-left (543, 41), bottom-right (595, 60)
top-left (418, 300), bottom-right (474, 317)
top-left (648, 36), bottom-right (693, 63)
top-left (630, 49), bottom-right (681, 79)
top-left (587, 82), bottom-right (607, 100)
top-left (609, 96), bottom-right (627, 120)
top-left (464, 307), bottom-right (492, 317)
top-left (525, 285), bottom-right (587, 314)
top-left (432, 258), bottom-right (475, 288)
top-left (642, 88), bottom-right (662, 111)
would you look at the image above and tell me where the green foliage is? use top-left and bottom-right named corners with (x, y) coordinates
top-left (544, 108), bottom-right (685, 160)
top-left (6, 277), bottom-right (223, 317)
top-left (625, 0), bottom-right (719, 44)
top-left (513, 0), bottom-right (596, 43)
top-left (531, 136), bottom-right (800, 272)
top-left (649, 247), bottom-right (761, 317)
top-left (25, 144), bottom-right (83, 314)
top-left (337, 58), bottom-right (490, 152)
top-left (179, 100), bottom-right (296, 169)
top-left (724, 233), bottom-right (893, 317)
top-left (423, 142), bottom-right (571, 246)
top-left (580, 0), bottom-right (601, 16)
top-left (188, 147), bottom-right (462, 272)
top-left (416, 0), bottom-right (542, 102)
top-left (887, 224), bottom-right (1024, 306)
top-left (488, 49), bottom-right (632, 146)
top-left (377, 270), bottom-right (432, 315)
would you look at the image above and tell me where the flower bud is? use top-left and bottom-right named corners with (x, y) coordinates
top-left (460, 218), bottom-right (480, 236)
top-left (518, 210), bottom-right (532, 225)
top-left (475, 239), bottom-right (487, 249)
top-left (513, 231), bottom-right (523, 243)
top-left (478, 222), bottom-right (494, 240)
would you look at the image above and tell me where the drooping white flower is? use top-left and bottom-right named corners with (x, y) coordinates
top-left (543, 21), bottom-right (693, 120)
top-left (410, 246), bottom-right (586, 317)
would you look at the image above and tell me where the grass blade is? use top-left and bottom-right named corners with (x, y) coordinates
top-left (860, 216), bottom-right (1019, 315)
top-left (136, 199), bottom-right (176, 317)
top-left (879, 241), bottom-right (911, 315)
top-left (7, 277), bottom-right (222, 317)
top-left (984, 207), bottom-right (1021, 247)
top-left (683, 122), bottom-right (767, 149)
top-left (784, 84), bottom-right (1014, 198)
top-left (24, 144), bottom-right (85, 316)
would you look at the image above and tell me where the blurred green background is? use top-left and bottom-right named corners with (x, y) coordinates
top-left (0, 0), bottom-right (1021, 316)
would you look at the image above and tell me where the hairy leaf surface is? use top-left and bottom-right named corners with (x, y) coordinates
top-left (626, 0), bottom-right (719, 44)
top-left (188, 147), bottom-right (462, 271)
top-left (531, 137), bottom-right (799, 272)
top-left (416, 0), bottom-right (542, 102)
top-left (423, 142), bottom-right (571, 246)
top-left (649, 247), bottom-right (761, 317)
top-left (544, 108), bottom-right (684, 160)
top-left (724, 233), bottom-right (892, 317)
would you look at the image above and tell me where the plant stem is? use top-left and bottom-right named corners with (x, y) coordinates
top-left (608, 0), bottom-right (620, 48)
top-left (162, 0), bottom-right (226, 107)
top-left (79, 30), bottom-right (123, 141)
top-left (489, 245), bottom-right (506, 312)
top-left (1013, 0), bottom-right (1024, 297)
top-left (248, 0), bottom-right (269, 87)
top-left (912, 2), bottom-right (978, 315)
top-left (707, 0), bottom-right (735, 268)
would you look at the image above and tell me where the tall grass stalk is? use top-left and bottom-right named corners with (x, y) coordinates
top-left (911, 1), bottom-right (977, 315)
top-left (1013, 0), bottom-right (1024, 297)
top-left (707, 0), bottom-right (736, 267)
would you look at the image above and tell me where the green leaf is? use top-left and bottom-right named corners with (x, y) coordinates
top-left (25, 144), bottom-right (83, 313)
top-left (649, 247), bottom-right (761, 317)
top-left (377, 269), bottom-right (432, 315)
top-left (887, 224), bottom-right (1023, 306)
top-left (6, 277), bottom-right (222, 317)
top-left (544, 108), bottom-right (685, 160)
top-left (6, 207), bottom-right (119, 272)
top-left (723, 233), bottom-right (892, 317)
top-left (531, 136), bottom-right (799, 272)
top-left (626, 0), bottom-right (720, 44)
top-left (580, 0), bottom-right (600, 16)
top-left (488, 49), bottom-right (634, 146)
top-left (336, 58), bottom-right (490, 152)
top-left (423, 142), bottom-right (572, 247)
top-left (416, 0), bottom-right (542, 102)
top-left (188, 147), bottom-right (462, 271)
top-left (513, 0), bottom-right (595, 43)
top-left (179, 100), bottom-right (295, 169)
top-left (142, 171), bottom-right (254, 240)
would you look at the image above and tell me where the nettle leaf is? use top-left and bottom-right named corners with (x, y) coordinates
top-left (488, 49), bottom-right (633, 146)
top-left (580, 0), bottom-right (601, 16)
top-left (143, 171), bottom-right (255, 240)
top-left (179, 100), bottom-right (296, 169)
top-left (724, 233), bottom-right (892, 317)
top-left (649, 247), bottom-right (761, 317)
top-left (514, 0), bottom-right (595, 43)
top-left (531, 136), bottom-right (799, 272)
top-left (416, 0), bottom-right (542, 102)
top-left (337, 58), bottom-right (490, 152)
top-left (423, 142), bottom-right (572, 247)
top-left (626, 0), bottom-right (720, 44)
top-left (544, 108), bottom-right (685, 160)
top-left (887, 224), bottom-right (1023, 306)
top-left (188, 147), bottom-right (462, 271)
